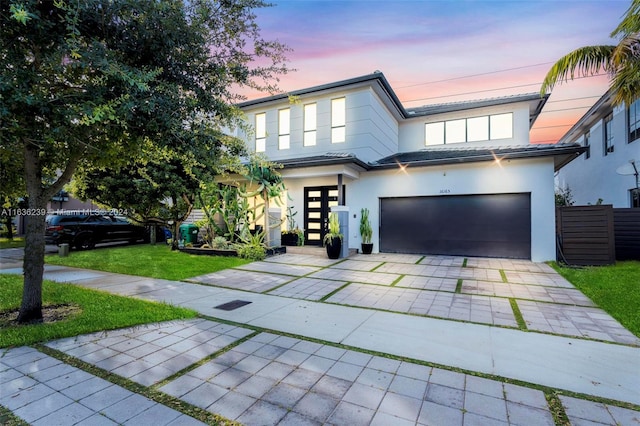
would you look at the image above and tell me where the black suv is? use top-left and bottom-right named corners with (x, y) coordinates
top-left (45, 214), bottom-right (147, 250)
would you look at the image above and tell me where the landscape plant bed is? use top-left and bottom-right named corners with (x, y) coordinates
top-left (179, 246), bottom-right (287, 257)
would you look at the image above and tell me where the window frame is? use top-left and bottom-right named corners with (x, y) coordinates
top-left (278, 108), bottom-right (290, 150)
top-left (424, 113), bottom-right (513, 146)
top-left (331, 97), bottom-right (346, 143)
top-left (604, 113), bottom-right (614, 155)
top-left (255, 112), bottom-right (266, 153)
top-left (629, 99), bottom-right (640, 143)
top-left (303, 103), bottom-right (317, 146)
top-left (584, 131), bottom-right (591, 160)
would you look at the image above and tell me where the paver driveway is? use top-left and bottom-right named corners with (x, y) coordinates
top-left (188, 253), bottom-right (639, 346)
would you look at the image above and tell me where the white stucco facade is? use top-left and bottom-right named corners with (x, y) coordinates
top-left (235, 73), bottom-right (578, 262)
top-left (555, 94), bottom-right (640, 208)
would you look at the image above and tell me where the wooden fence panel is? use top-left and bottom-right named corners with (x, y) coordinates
top-left (613, 208), bottom-right (640, 260)
top-left (556, 206), bottom-right (615, 266)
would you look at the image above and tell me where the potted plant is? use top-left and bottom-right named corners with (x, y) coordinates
top-left (360, 207), bottom-right (373, 254)
top-left (323, 212), bottom-right (343, 259)
top-left (281, 206), bottom-right (304, 246)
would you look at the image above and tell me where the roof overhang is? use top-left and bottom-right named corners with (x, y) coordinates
top-left (277, 154), bottom-right (370, 179)
top-left (371, 143), bottom-right (586, 172)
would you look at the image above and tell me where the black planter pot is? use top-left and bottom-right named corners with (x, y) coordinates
top-left (325, 236), bottom-right (342, 259)
top-left (281, 233), bottom-right (299, 246)
top-left (361, 243), bottom-right (373, 254)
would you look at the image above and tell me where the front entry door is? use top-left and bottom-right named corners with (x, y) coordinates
top-left (304, 186), bottom-right (345, 246)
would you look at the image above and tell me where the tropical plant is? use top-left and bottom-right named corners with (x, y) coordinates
top-left (211, 236), bottom-right (229, 250)
top-left (359, 208), bottom-right (373, 244)
top-left (240, 156), bottom-right (287, 246)
top-left (540, 0), bottom-right (640, 106)
top-left (236, 231), bottom-right (267, 261)
top-left (323, 212), bottom-right (343, 245)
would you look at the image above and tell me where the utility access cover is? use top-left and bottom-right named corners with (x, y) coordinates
top-left (214, 300), bottom-right (252, 311)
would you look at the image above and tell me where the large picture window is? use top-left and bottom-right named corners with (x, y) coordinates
top-left (629, 99), bottom-right (640, 143)
top-left (255, 112), bottom-right (266, 152)
top-left (278, 108), bottom-right (290, 150)
top-left (304, 103), bottom-right (317, 146)
top-left (425, 113), bottom-right (512, 145)
top-left (331, 97), bottom-right (346, 143)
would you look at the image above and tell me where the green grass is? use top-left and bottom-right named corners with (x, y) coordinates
top-left (45, 244), bottom-right (250, 281)
top-left (551, 261), bottom-right (640, 337)
top-left (0, 237), bottom-right (25, 249)
top-left (0, 274), bottom-right (198, 348)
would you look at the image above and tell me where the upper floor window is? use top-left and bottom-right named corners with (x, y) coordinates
top-left (629, 99), bottom-right (640, 143)
top-left (425, 113), bottom-right (512, 146)
top-left (631, 188), bottom-right (640, 208)
top-left (331, 97), bottom-right (346, 143)
top-left (604, 113), bottom-right (614, 155)
top-left (584, 131), bottom-right (591, 159)
top-left (304, 103), bottom-right (317, 146)
top-left (255, 112), bottom-right (266, 152)
top-left (278, 108), bottom-right (290, 150)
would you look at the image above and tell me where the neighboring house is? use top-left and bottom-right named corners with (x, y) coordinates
top-left (555, 91), bottom-right (640, 208)
top-left (235, 72), bottom-right (583, 261)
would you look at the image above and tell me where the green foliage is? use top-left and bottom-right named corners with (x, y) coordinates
top-left (1, 0), bottom-right (290, 319)
top-left (555, 185), bottom-right (575, 206)
top-left (211, 236), bottom-right (229, 250)
top-left (0, 274), bottom-right (197, 348)
top-left (45, 244), bottom-right (249, 281)
top-left (359, 208), bottom-right (373, 244)
top-left (551, 261), bottom-right (640, 337)
top-left (286, 206), bottom-right (298, 231)
top-left (236, 231), bottom-right (266, 261)
top-left (541, 0), bottom-right (640, 106)
top-left (323, 212), bottom-right (343, 245)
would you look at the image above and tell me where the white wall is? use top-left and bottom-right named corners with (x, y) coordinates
top-left (332, 158), bottom-right (556, 262)
top-left (556, 104), bottom-right (640, 207)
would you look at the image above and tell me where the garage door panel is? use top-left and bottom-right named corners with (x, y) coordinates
top-left (379, 193), bottom-right (531, 259)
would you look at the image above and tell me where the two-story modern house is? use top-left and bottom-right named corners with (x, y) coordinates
top-left (235, 72), bottom-right (584, 261)
top-left (555, 90), bottom-right (640, 208)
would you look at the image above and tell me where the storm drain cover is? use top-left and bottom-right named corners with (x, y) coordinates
top-left (214, 300), bottom-right (252, 311)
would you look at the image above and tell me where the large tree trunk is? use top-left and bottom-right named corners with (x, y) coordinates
top-left (18, 203), bottom-right (47, 323)
top-left (17, 144), bottom-right (48, 323)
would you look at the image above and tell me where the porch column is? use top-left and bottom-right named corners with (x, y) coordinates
top-left (337, 174), bottom-right (344, 206)
top-left (267, 207), bottom-right (281, 247)
top-left (330, 205), bottom-right (349, 258)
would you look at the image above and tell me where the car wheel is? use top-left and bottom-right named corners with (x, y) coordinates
top-left (75, 235), bottom-right (95, 250)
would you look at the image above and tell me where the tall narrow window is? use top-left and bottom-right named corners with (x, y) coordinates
top-left (304, 103), bottom-right (317, 146)
top-left (255, 112), bottom-right (266, 152)
top-left (278, 108), bottom-right (290, 150)
top-left (331, 97), bottom-right (346, 143)
top-left (629, 99), bottom-right (640, 143)
top-left (604, 113), bottom-right (614, 155)
top-left (584, 131), bottom-right (591, 159)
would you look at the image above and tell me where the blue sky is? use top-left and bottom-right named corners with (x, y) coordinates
top-left (245, 0), bottom-right (630, 143)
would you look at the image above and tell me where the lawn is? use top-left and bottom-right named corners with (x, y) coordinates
top-left (0, 237), bottom-right (25, 249)
top-left (45, 243), bottom-right (250, 280)
top-left (0, 274), bottom-right (197, 348)
top-left (551, 260), bottom-right (640, 337)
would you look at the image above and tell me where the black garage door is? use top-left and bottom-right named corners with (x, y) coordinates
top-left (379, 193), bottom-right (531, 259)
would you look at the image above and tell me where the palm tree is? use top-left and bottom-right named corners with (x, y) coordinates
top-left (541, 0), bottom-right (640, 106)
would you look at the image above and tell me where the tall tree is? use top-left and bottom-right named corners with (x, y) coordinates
top-left (540, 0), bottom-right (640, 106)
top-left (1, 0), bottom-right (290, 323)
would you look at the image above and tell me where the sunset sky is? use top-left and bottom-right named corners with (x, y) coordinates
top-left (245, 0), bottom-right (630, 144)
